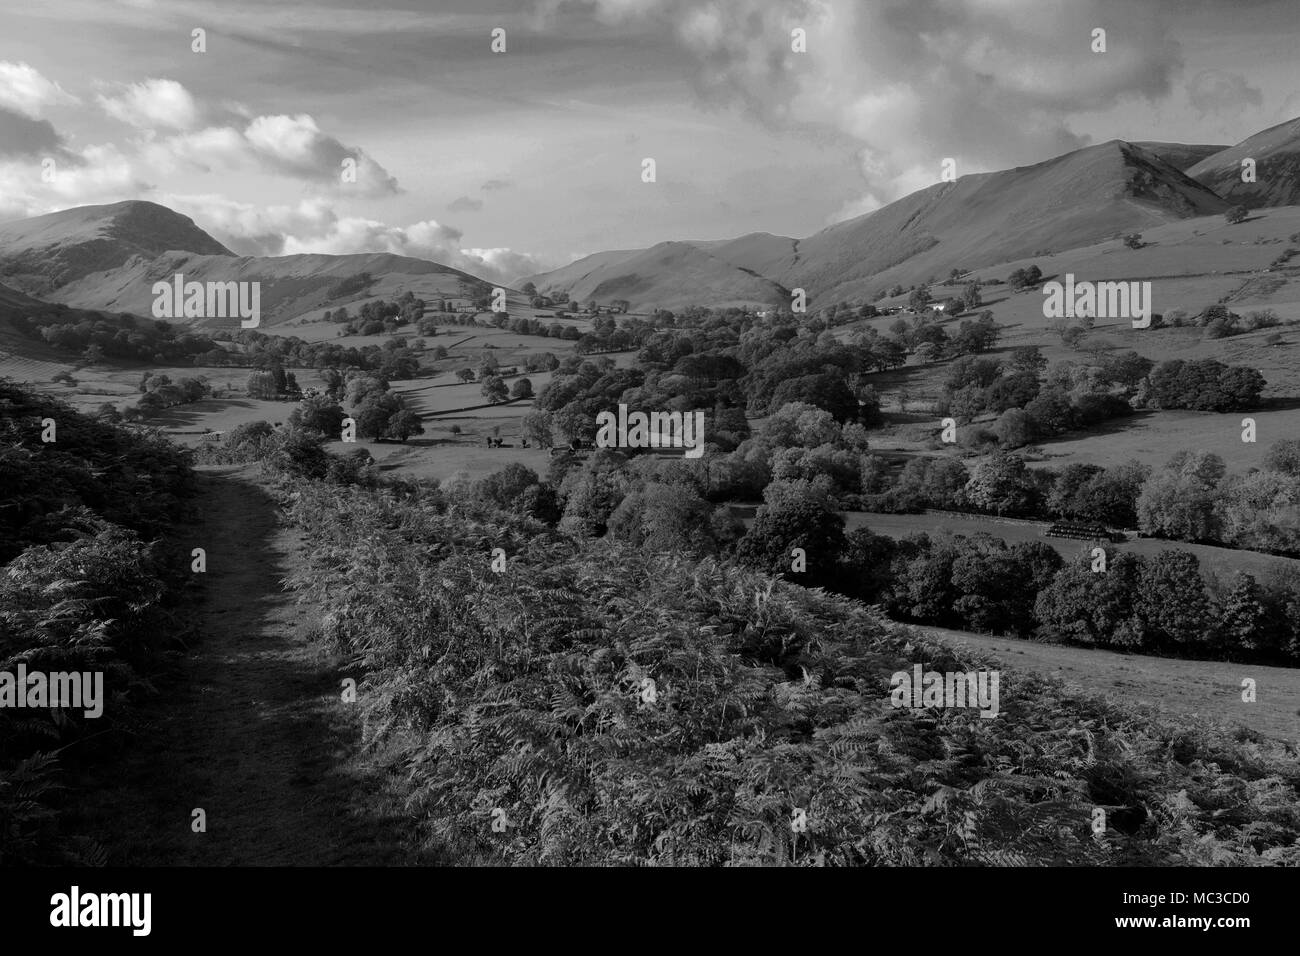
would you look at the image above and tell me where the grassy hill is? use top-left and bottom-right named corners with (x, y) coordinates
top-left (0, 200), bottom-right (233, 297)
top-left (1187, 116), bottom-right (1300, 209)
top-left (52, 250), bottom-right (491, 330)
top-left (528, 140), bottom-right (1231, 311)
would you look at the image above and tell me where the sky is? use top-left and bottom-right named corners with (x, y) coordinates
top-left (1, 0), bottom-right (1298, 283)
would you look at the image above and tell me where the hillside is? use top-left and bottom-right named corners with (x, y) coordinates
top-left (0, 200), bottom-right (233, 297)
top-left (1187, 116), bottom-right (1300, 209)
top-left (1132, 141), bottom-right (1229, 172)
top-left (51, 250), bottom-right (492, 330)
top-left (528, 239), bottom-right (789, 312)
top-left (528, 140), bottom-right (1230, 310)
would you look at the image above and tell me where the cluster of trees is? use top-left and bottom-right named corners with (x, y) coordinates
top-left (885, 310), bottom-right (999, 361)
top-left (1142, 359), bottom-right (1266, 411)
top-left (1157, 305), bottom-right (1284, 340)
top-left (1007, 264), bottom-right (1044, 290)
top-left (852, 442), bottom-right (1300, 555)
top-left (934, 348), bottom-right (1264, 450)
top-left (133, 372), bottom-right (213, 412)
top-left (333, 291), bottom-right (427, 335)
top-left (819, 522), bottom-right (1299, 663)
top-left (15, 307), bottom-right (222, 365)
top-left (246, 361), bottom-right (301, 400)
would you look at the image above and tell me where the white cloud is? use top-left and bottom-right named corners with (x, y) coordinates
top-left (162, 193), bottom-right (548, 283)
top-left (97, 79), bottom-right (200, 130)
top-left (0, 62), bottom-right (79, 119)
top-left (556, 0), bottom-right (1184, 210)
top-left (155, 113), bottom-right (400, 196)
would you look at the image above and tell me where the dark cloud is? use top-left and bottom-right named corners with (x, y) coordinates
top-left (0, 107), bottom-right (64, 157)
top-left (448, 195), bottom-right (484, 212)
top-left (481, 178), bottom-right (513, 191)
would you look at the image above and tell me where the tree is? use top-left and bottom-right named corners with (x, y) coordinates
top-left (608, 482), bottom-right (719, 555)
top-left (992, 408), bottom-right (1034, 448)
top-left (456, 368), bottom-right (476, 383)
top-left (481, 375), bottom-right (509, 404)
top-left (1009, 345), bottom-right (1048, 374)
top-left (385, 409), bottom-right (424, 442)
top-left (1137, 551), bottom-right (1212, 649)
top-left (985, 370), bottom-right (1041, 413)
top-left (1008, 265), bottom-right (1042, 290)
top-left (960, 281), bottom-right (982, 312)
top-left (290, 393), bottom-right (345, 439)
top-left (1263, 438), bottom-right (1300, 477)
top-left (1035, 551), bottom-right (1147, 648)
top-left (510, 377), bottom-right (534, 400)
top-left (1217, 572), bottom-right (1268, 653)
top-left (735, 491), bottom-right (846, 589)
top-left (1225, 204), bottom-right (1249, 224)
top-left (908, 285), bottom-right (932, 312)
top-left (964, 451), bottom-right (1037, 516)
top-left (1123, 233), bottom-right (1144, 249)
top-left (951, 312), bottom-right (998, 354)
top-left (356, 404), bottom-right (393, 441)
top-left (1023, 386), bottom-right (1073, 436)
top-left (521, 281), bottom-right (537, 296)
top-left (1136, 452), bottom-right (1224, 541)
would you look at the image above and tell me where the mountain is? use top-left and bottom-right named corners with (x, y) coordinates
top-left (528, 139), bottom-right (1229, 310)
top-left (1131, 141), bottom-right (1229, 172)
top-left (0, 201), bottom-right (501, 329)
top-left (1186, 116), bottom-right (1300, 208)
top-left (0, 200), bottom-right (234, 297)
top-left (50, 250), bottom-right (492, 329)
top-left (528, 240), bottom-right (790, 312)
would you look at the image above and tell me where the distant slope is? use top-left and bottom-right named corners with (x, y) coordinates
top-left (522, 248), bottom-right (642, 294)
top-left (1132, 141), bottom-right (1229, 172)
top-left (0, 280), bottom-right (116, 369)
top-left (784, 140), bottom-right (1228, 304)
top-left (529, 240), bottom-right (790, 312)
top-left (52, 250), bottom-right (493, 329)
top-left (0, 200), bottom-right (234, 297)
top-left (528, 140), bottom-right (1229, 309)
top-left (1187, 116), bottom-right (1300, 208)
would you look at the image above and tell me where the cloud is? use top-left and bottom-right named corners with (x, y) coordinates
top-left (0, 107), bottom-right (65, 158)
top-left (548, 0), bottom-right (1184, 212)
top-left (1187, 70), bottom-right (1263, 116)
top-left (0, 62), bottom-right (78, 119)
top-left (480, 178), bottom-right (513, 191)
top-left (97, 79), bottom-right (201, 130)
top-left (0, 142), bottom-right (151, 214)
top-left (157, 113), bottom-right (400, 196)
top-left (463, 247), bottom-right (553, 285)
top-left (448, 195), bottom-right (484, 212)
top-left (164, 194), bottom-right (550, 283)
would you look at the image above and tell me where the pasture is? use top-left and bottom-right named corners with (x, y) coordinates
top-left (845, 510), bottom-right (1300, 582)
top-left (913, 623), bottom-right (1300, 742)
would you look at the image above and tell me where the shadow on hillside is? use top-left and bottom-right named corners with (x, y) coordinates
top-left (1034, 409), bottom-right (1161, 454)
top-left (880, 410), bottom-right (939, 426)
top-left (144, 398), bottom-right (259, 429)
